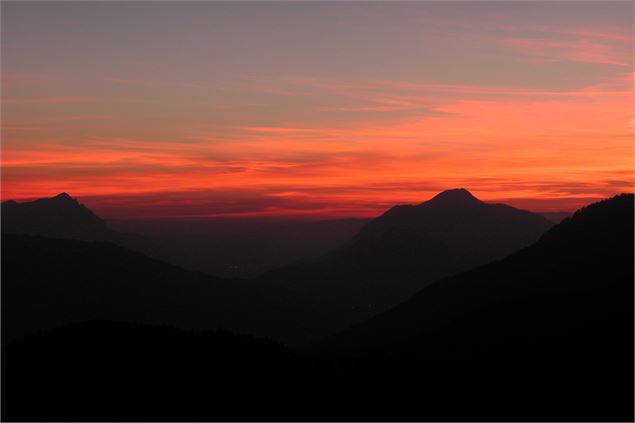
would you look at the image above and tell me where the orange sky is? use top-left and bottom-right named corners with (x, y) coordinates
top-left (2, 2), bottom-right (633, 219)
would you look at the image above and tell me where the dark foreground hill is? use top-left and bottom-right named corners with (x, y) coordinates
top-left (2, 194), bottom-right (633, 421)
top-left (308, 193), bottom-right (635, 420)
top-left (1, 321), bottom-right (308, 422)
top-left (1, 234), bottom-right (259, 343)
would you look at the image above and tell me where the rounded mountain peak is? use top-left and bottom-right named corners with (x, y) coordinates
top-left (424, 188), bottom-right (482, 206)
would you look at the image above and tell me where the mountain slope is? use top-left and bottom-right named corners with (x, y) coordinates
top-left (2, 321), bottom-right (306, 421)
top-left (313, 193), bottom-right (634, 353)
top-left (107, 217), bottom-right (369, 278)
top-left (356, 188), bottom-right (552, 265)
top-left (2, 195), bottom-right (632, 421)
top-left (258, 189), bottom-right (553, 341)
top-left (2, 193), bottom-right (160, 257)
top-left (299, 193), bottom-right (634, 421)
top-left (0, 234), bottom-right (266, 343)
top-left (2, 193), bottom-right (110, 240)
top-left (0, 189), bottom-right (555, 345)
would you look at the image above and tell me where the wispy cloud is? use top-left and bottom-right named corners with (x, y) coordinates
top-left (2, 3), bottom-right (632, 217)
top-left (3, 96), bottom-right (155, 105)
top-left (101, 76), bottom-right (213, 90)
top-left (500, 37), bottom-right (631, 66)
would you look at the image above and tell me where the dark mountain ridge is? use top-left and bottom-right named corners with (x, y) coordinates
top-left (297, 193), bottom-right (634, 420)
top-left (2, 189), bottom-right (554, 344)
top-left (356, 188), bottom-right (553, 266)
top-left (257, 188), bottom-right (553, 341)
top-left (2, 194), bottom-right (633, 421)
top-left (2, 193), bottom-right (160, 257)
top-left (312, 193), bottom-right (634, 353)
top-left (3, 193), bottom-right (370, 278)
top-left (2, 192), bottom-right (110, 240)
top-left (1, 234), bottom-right (253, 343)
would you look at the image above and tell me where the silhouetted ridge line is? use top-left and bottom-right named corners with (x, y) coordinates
top-left (256, 188), bottom-right (553, 343)
top-left (50, 192), bottom-right (75, 202)
top-left (1, 192), bottom-right (161, 258)
top-left (2, 192), bottom-right (109, 240)
top-left (1, 194), bottom-right (632, 421)
top-left (3, 193), bottom-right (633, 421)
top-left (424, 188), bottom-right (482, 206)
top-left (312, 192), bottom-right (634, 354)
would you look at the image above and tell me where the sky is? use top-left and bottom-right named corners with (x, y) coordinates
top-left (2, 1), bottom-right (633, 219)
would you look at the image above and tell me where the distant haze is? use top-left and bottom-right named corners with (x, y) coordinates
top-left (2, 2), bottom-right (633, 219)
top-left (109, 217), bottom-right (369, 278)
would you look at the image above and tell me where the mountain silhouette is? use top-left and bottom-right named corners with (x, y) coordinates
top-left (356, 188), bottom-right (552, 266)
top-left (0, 234), bottom-right (263, 343)
top-left (2, 193), bottom-right (110, 240)
top-left (257, 189), bottom-right (553, 342)
top-left (314, 193), bottom-right (633, 351)
top-left (1, 232), bottom-right (358, 344)
top-left (426, 186), bottom-right (481, 203)
top-left (2, 189), bottom-right (554, 345)
top-left (2, 194), bottom-right (632, 421)
top-left (298, 193), bottom-right (634, 420)
top-left (2, 193), bottom-right (160, 257)
top-left (3, 193), bottom-right (371, 278)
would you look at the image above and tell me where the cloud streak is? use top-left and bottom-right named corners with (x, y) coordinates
top-left (2, 2), bottom-right (632, 218)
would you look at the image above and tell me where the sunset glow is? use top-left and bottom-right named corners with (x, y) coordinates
top-left (2, 2), bottom-right (633, 219)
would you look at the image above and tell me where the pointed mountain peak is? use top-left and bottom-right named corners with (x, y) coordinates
top-left (425, 188), bottom-right (482, 206)
top-left (27, 192), bottom-right (83, 210)
top-left (50, 192), bottom-right (78, 204)
top-left (3, 192), bottom-right (109, 240)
